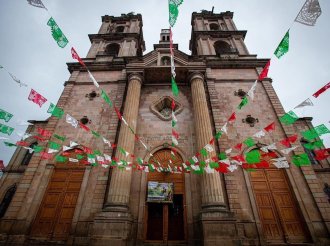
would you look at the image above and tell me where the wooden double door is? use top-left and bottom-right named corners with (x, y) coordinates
top-left (145, 149), bottom-right (186, 243)
top-left (250, 168), bottom-right (310, 243)
top-left (30, 165), bottom-right (85, 240)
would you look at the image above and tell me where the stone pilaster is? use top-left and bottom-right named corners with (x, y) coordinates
top-left (91, 73), bottom-right (142, 246)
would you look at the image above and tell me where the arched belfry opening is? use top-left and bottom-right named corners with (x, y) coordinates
top-left (144, 148), bottom-right (186, 242)
top-left (105, 43), bottom-right (120, 57)
top-left (116, 26), bottom-right (125, 33)
top-left (214, 40), bottom-right (232, 55)
top-left (209, 23), bottom-right (219, 31)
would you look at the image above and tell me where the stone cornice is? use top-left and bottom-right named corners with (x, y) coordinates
top-left (193, 30), bottom-right (247, 39)
top-left (64, 80), bottom-right (126, 86)
top-left (206, 58), bottom-right (270, 69)
top-left (67, 61), bottom-right (126, 73)
top-left (154, 43), bottom-right (179, 50)
top-left (88, 33), bottom-right (141, 42)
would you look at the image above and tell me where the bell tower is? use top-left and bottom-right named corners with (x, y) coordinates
top-left (189, 10), bottom-right (249, 57)
top-left (86, 13), bottom-right (145, 59)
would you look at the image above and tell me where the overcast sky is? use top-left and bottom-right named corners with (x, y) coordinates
top-left (0, 0), bottom-right (329, 165)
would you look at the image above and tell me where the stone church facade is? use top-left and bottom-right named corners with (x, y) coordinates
top-left (0, 11), bottom-right (329, 246)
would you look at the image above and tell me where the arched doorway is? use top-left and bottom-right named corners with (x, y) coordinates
top-left (249, 150), bottom-right (310, 244)
top-left (144, 148), bottom-right (186, 243)
top-left (30, 150), bottom-right (86, 240)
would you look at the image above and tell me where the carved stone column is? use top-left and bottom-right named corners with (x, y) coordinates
top-left (91, 73), bottom-right (142, 246)
top-left (105, 73), bottom-right (142, 210)
top-left (190, 72), bottom-right (239, 246)
top-left (190, 72), bottom-right (225, 209)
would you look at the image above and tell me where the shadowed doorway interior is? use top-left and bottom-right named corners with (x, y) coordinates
top-left (145, 148), bottom-right (186, 243)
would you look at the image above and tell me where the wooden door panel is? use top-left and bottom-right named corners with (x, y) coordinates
top-left (67, 182), bottom-right (82, 191)
top-left (251, 168), bottom-right (309, 243)
top-left (44, 193), bottom-right (61, 205)
top-left (260, 207), bottom-right (277, 221)
top-left (285, 223), bottom-right (305, 236)
top-left (252, 181), bottom-right (268, 191)
top-left (273, 193), bottom-right (293, 207)
top-left (250, 170), bottom-right (266, 179)
top-left (269, 181), bottom-right (288, 190)
top-left (263, 223), bottom-right (283, 239)
top-left (48, 182), bottom-right (67, 191)
top-left (31, 168), bottom-right (84, 240)
top-left (39, 205), bottom-right (57, 220)
top-left (256, 193), bottom-right (272, 206)
top-left (53, 221), bottom-right (71, 240)
top-left (173, 182), bottom-right (184, 194)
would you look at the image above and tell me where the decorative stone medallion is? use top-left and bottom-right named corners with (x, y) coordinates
top-left (150, 96), bottom-right (183, 121)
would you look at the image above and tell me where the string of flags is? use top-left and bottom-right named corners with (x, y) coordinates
top-left (2, 1), bottom-right (152, 159)
top-left (180, 0), bottom-right (325, 164)
top-left (2, 0), bottom-right (329, 173)
top-left (27, 0), bottom-right (47, 10)
top-left (168, 0), bottom-right (184, 27)
top-left (262, 0), bottom-right (322, 75)
top-left (0, 109), bottom-right (14, 123)
top-left (169, 28), bottom-right (179, 148)
top-left (168, 0), bottom-right (181, 149)
top-left (183, 61), bottom-right (329, 170)
top-left (1, 116), bottom-right (330, 174)
top-left (295, 0), bottom-right (322, 26)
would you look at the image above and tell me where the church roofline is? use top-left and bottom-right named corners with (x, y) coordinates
top-left (102, 13), bottom-right (143, 25)
top-left (191, 11), bottom-right (234, 24)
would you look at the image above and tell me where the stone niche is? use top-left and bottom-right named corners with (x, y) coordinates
top-left (150, 96), bottom-right (183, 121)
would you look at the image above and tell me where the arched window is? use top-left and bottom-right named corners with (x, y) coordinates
top-left (214, 40), bottom-right (232, 55)
top-left (105, 43), bottom-right (120, 57)
top-left (209, 23), bottom-right (219, 31)
top-left (0, 184), bottom-right (17, 218)
top-left (116, 26), bottom-right (125, 33)
top-left (21, 142), bottom-right (37, 166)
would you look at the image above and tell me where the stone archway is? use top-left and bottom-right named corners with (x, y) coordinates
top-left (144, 148), bottom-right (186, 243)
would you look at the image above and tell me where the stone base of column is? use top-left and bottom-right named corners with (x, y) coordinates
top-left (91, 210), bottom-right (133, 246)
top-left (199, 209), bottom-right (241, 246)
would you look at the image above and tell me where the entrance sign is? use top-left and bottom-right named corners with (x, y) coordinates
top-left (147, 181), bottom-right (174, 203)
